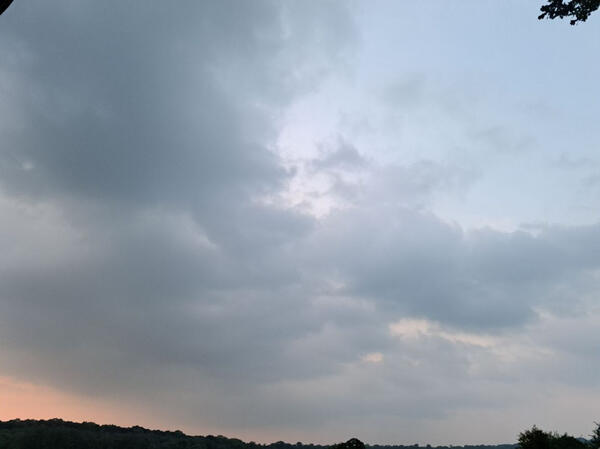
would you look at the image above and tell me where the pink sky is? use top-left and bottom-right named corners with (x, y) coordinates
top-left (0, 376), bottom-right (165, 430)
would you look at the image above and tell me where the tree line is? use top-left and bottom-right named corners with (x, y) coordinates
top-left (0, 419), bottom-right (599, 449)
top-left (518, 424), bottom-right (600, 449)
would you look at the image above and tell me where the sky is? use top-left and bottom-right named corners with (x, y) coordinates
top-left (1, 0), bottom-right (600, 445)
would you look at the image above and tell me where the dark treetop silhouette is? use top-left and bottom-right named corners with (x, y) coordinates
top-left (0, 419), bottom-right (519, 449)
top-left (0, 0), bottom-right (13, 16)
top-left (6, 419), bottom-right (600, 449)
top-left (539, 0), bottom-right (600, 24)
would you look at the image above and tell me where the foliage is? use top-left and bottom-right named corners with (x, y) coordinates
top-left (0, 419), bottom-right (274, 449)
top-left (551, 434), bottom-right (586, 449)
top-left (0, 419), bottom-right (597, 449)
top-left (518, 426), bottom-right (552, 449)
top-left (0, 0), bottom-right (13, 17)
top-left (589, 422), bottom-right (600, 449)
top-left (0, 420), bottom-right (519, 449)
top-left (539, 0), bottom-right (600, 25)
top-left (333, 439), bottom-right (366, 449)
top-left (518, 426), bottom-right (586, 449)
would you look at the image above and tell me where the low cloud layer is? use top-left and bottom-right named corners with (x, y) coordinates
top-left (1, 1), bottom-right (600, 445)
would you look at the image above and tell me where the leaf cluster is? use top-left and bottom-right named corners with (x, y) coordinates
top-left (539, 0), bottom-right (600, 25)
top-left (518, 425), bottom-right (592, 449)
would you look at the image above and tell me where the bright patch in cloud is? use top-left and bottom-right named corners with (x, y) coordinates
top-left (361, 352), bottom-right (384, 363)
top-left (390, 319), bottom-right (496, 348)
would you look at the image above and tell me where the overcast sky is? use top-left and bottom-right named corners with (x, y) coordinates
top-left (1, 0), bottom-right (600, 445)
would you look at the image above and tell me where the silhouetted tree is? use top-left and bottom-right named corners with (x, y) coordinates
top-left (539, 0), bottom-right (600, 25)
top-left (518, 426), bottom-right (587, 449)
top-left (518, 426), bottom-right (552, 449)
top-left (550, 434), bottom-right (585, 449)
top-left (589, 422), bottom-right (600, 449)
top-left (332, 439), bottom-right (366, 449)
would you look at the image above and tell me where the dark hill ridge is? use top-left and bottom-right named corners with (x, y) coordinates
top-left (0, 419), bottom-right (518, 449)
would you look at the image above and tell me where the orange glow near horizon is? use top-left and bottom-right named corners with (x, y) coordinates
top-left (0, 376), bottom-right (274, 443)
top-left (0, 376), bottom-right (160, 429)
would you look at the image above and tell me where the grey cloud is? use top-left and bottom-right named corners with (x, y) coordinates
top-left (470, 126), bottom-right (534, 155)
top-left (0, 0), bottom-right (357, 430)
top-left (0, 1), bottom-right (354, 211)
top-left (312, 141), bottom-right (368, 172)
top-left (6, 150), bottom-right (600, 433)
top-left (554, 153), bottom-right (596, 170)
top-left (2, 0), bottom-right (600, 442)
top-left (308, 206), bottom-right (600, 330)
top-left (382, 76), bottom-right (427, 110)
top-left (367, 161), bottom-right (476, 206)
top-left (309, 140), bottom-right (476, 209)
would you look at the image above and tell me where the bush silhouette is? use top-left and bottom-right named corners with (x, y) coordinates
top-left (332, 439), bottom-right (366, 449)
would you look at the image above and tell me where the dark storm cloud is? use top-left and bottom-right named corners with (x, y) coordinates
top-left (0, 0), bottom-right (361, 423)
top-left (0, 2), bottom-right (307, 206)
